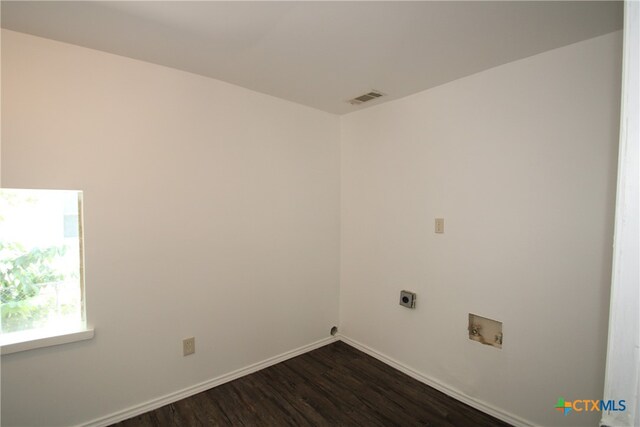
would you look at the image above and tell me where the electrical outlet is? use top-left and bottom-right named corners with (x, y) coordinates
top-left (435, 218), bottom-right (444, 233)
top-left (399, 290), bottom-right (416, 308)
top-left (183, 337), bottom-right (195, 356)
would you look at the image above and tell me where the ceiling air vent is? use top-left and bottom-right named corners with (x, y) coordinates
top-left (348, 90), bottom-right (384, 105)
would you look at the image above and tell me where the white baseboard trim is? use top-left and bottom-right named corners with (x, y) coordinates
top-left (80, 336), bottom-right (337, 427)
top-left (81, 334), bottom-right (534, 427)
top-left (337, 334), bottom-right (535, 427)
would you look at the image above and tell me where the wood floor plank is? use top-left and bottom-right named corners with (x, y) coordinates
top-left (112, 341), bottom-right (511, 426)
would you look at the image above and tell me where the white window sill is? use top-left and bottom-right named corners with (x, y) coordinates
top-left (0, 327), bottom-right (94, 355)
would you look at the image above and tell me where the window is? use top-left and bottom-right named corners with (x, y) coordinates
top-left (0, 189), bottom-right (90, 350)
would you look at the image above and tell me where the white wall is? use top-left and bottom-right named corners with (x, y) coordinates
top-left (340, 31), bottom-right (622, 427)
top-left (1, 30), bottom-right (340, 426)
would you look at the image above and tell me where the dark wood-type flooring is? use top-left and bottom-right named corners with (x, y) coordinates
top-left (113, 341), bottom-right (511, 426)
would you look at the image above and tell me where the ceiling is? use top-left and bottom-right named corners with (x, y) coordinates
top-left (1, 1), bottom-right (623, 115)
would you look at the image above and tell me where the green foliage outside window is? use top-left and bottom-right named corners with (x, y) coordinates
top-left (0, 189), bottom-right (82, 335)
top-left (0, 242), bottom-right (67, 333)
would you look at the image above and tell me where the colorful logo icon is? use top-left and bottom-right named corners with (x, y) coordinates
top-left (555, 398), bottom-right (572, 415)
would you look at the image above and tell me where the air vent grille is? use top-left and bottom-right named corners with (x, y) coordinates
top-left (348, 90), bottom-right (384, 105)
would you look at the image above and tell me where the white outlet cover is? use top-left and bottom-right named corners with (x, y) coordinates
top-left (183, 337), bottom-right (195, 356)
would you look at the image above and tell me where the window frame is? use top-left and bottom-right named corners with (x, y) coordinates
top-left (0, 188), bottom-right (94, 355)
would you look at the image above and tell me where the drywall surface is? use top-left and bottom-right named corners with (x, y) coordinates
top-left (1, 30), bottom-right (340, 426)
top-left (340, 31), bottom-right (621, 426)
